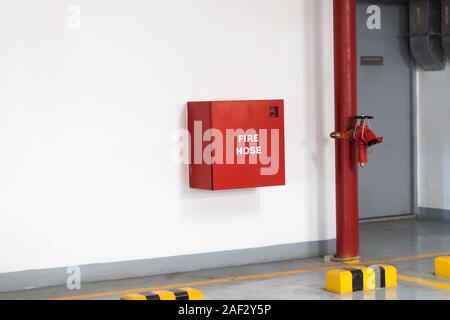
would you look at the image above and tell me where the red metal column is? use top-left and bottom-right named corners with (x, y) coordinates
top-left (333, 0), bottom-right (359, 260)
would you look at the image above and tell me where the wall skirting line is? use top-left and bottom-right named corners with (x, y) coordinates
top-left (419, 207), bottom-right (450, 223)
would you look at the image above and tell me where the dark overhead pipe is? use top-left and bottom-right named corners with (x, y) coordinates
top-left (409, 0), bottom-right (446, 70)
top-left (333, 0), bottom-right (360, 261)
top-left (442, 0), bottom-right (450, 58)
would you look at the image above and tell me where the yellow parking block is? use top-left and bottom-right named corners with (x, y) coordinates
top-left (179, 287), bottom-right (203, 300)
top-left (120, 294), bottom-right (147, 300)
top-left (435, 256), bottom-right (450, 279)
top-left (121, 288), bottom-right (203, 301)
top-left (326, 267), bottom-right (375, 294)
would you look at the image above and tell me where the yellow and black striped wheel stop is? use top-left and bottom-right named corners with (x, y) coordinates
top-left (326, 265), bottom-right (397, 294)
top-left (121, 288), bottom-right (203, 301)
top-left (369, 264), bottom-right (398, 288)
top-left (435, 256), bottom-right (450, 279)
top-left (326, 266), bottom-right (375, 294)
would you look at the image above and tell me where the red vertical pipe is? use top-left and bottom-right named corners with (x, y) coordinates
top-left (333, 0), bottom-right (359, 260)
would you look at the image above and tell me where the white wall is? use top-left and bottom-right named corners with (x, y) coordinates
top-left (417, 66), bottom-right (450, 210)
top-left (0, 0), bottom-right (335, 274)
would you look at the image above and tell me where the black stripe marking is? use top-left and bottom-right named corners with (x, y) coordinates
top-left (379, 266), bottom-right (386, 288)
top-left (145, 292), bottom-right (161, 301)
top-left (171, 290), bottom-right (189, 300)
top-left (346, 269), bottom-right (364, 292)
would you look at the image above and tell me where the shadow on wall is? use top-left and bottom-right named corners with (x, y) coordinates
top-left (175, 103), bottom-right (260, 218)
top-left (303, 0), bottom-right (334, 240)
top-left (171, 0), bottom-right (333, 226)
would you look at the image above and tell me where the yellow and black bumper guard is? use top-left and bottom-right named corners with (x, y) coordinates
top-left (121, 288), bottom-right (203, 301)
top-left (435, 256), bottom-right (450, 279)
top-left (326, 265), bottom-right (397, 294)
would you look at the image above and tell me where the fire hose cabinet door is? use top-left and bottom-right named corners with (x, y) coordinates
top-left (188, 100), bottom-right (285, 190)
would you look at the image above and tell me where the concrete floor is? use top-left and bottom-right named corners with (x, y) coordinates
top-left (1, 219), bottom-right (450, 300)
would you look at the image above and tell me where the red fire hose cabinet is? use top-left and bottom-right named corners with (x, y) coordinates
top-left (188, 100), bottom-right (286, 190)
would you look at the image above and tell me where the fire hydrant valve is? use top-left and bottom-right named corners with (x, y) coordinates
top-left (330, 115), bottom-right (383, 168)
